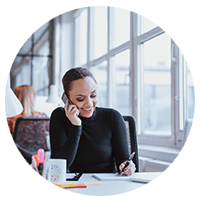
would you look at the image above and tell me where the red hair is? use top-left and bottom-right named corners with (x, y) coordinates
top-left (14, 85), bottom-right (36, 116)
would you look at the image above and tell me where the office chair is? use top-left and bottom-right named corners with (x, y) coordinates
top-left (13, 117), bottom-right (50, 155)
top-left (123, 115), bottom-right (139, 172)
top-left (16, 143), bottom-right (32, 164)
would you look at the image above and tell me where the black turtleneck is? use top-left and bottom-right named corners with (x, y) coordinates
top-left (50, 107), bottom-right (130, 173)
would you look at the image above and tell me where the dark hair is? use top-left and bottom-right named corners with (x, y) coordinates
top-left (62, 67), bottom-right (97, 96)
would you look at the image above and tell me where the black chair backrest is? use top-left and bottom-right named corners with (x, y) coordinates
top-left (13, 117), bottom-right (50, 154)
top-left (123, 115), bottom-right (139, 172)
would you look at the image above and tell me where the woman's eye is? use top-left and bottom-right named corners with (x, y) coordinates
top-left (77, 98), bottom-right (84, 102)
top-left (76, 94), bottom-right (96, 101)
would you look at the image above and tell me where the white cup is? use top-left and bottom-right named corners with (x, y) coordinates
top-left (47, 159), bottom-right (67, 183)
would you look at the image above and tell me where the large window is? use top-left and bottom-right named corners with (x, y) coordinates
top-left (73, 7), bottom-right (195, 148)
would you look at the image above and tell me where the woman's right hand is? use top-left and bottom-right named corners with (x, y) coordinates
top-left (64, 99), bottom-right (82, 126)
top-left (119, 160), bottom-right (136, 176)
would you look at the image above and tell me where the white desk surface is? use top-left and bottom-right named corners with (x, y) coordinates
top-left (61, 172), bottom-right (161, 196)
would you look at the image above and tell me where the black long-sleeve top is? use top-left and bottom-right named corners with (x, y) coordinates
top-left (50, 107), bottom-right (130, 173)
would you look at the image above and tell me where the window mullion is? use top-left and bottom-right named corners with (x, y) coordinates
top-left (107, 7), bottom-right (113, 107)
top-left (171, 40), bottom-right (180, 146)
top-left (87, 7), bottom-right (91, 68)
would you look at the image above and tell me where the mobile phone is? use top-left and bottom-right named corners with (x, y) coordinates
top-left (61, 93), bottom-right (73, 106)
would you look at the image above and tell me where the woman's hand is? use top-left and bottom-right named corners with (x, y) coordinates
top-left (119, 160), bottom-right (136, 176)
top-left (64, 99), bottom-right (81, 126)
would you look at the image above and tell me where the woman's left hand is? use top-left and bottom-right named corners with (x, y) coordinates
top-left (119, 160), bottom-right (136, 176)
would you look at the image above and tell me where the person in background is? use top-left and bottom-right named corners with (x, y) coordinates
top-left (7, 85), bottom-right (47, 135)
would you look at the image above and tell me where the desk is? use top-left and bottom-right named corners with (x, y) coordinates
top-left (58, 172), bottom-right (161, 196)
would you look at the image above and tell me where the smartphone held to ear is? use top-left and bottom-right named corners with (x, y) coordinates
top-left (61, 93), bottom-right (73, 106)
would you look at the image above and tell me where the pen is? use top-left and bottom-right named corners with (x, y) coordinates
top-left (120, 152), bottom-right (135, 175)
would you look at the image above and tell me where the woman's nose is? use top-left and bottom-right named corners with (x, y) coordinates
top-left (85, 97), bottom-right (93, 106)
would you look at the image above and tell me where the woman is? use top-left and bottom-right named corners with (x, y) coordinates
top-left (7, 85), bottom-right (47, 134)
top-left (50, 67), bottom-right (135, 175)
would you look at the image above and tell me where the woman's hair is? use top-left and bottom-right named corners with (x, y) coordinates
top-left (14, 85), bottom-right (36, 116)
top-left (62, 67), bottom-right (97, 96)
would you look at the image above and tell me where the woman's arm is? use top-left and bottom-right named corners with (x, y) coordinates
top-left (49, 108), bottom-right (82, 168)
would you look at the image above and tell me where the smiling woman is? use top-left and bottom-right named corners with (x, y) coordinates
top-left (49, 67), bottom-right (136, 175)
top-left (62, 67), bottom-right (98, 123)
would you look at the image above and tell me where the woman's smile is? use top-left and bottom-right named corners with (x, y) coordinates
top-left (82, 107), bottom-right (93, 112)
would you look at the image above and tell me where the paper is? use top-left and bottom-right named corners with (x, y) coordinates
top-left (92, 173), bottom-right (130, 181)
top-left (54, 182), bottom-right (87, 188)
top-left (92, 172), bottom-right (161, 183)
top-left (130, 172), bottom-right (161, 183)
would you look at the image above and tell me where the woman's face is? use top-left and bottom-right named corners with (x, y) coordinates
top-left (68, 77), bottom-right (98, 118)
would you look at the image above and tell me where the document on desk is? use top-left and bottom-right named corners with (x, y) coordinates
top-left (92, 173), bottom-right (130, 181)
top-left (130, 172), bottom-right (161, 183)
top-left (92, 172), bottom-right (161, 183)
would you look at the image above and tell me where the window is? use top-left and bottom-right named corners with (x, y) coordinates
top-left (111, 7), bottom-right (130, 48)
top-left (75, 8), bottom-right (88, 66)
top-left (142, 33), bottom-right (171, 135)
top-left (11, 26), bottom-right (50, 96)
top-left (90, 61), bottom-right (107, 107)
top-left (72, 7), bottom-right (194, 148)
top-left (113, 50), bottom-right (130, 115)
top-left (32, 57), bottom-right (49, 96)
top-left (32, 40), bottom-right (49, 96)
top-left (179, 53), bottom-right (195, 129)
top-left (140, 15), bottom-right (157, 34)
top-left (186, 65), bottom-right (195, 119)
top-left (15, 60), bottom-right (31, 86)
top-left (92, 7), bottom-right (107, 59)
